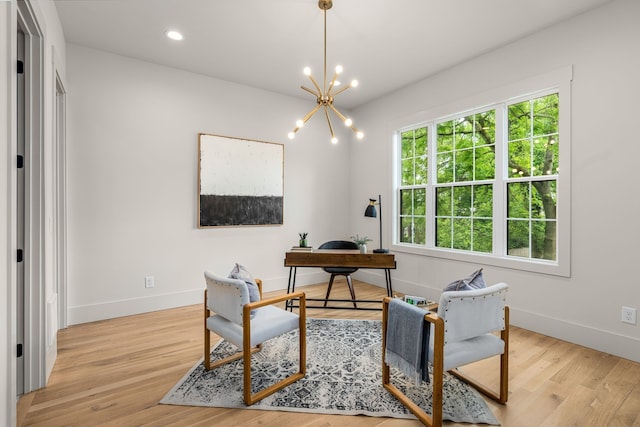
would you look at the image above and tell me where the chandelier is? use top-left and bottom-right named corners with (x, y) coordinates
top-left (287, 0), bottom-right (364, 144)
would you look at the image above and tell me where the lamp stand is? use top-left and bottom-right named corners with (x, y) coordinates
top-left (373, 194), bottom-right (388, 253)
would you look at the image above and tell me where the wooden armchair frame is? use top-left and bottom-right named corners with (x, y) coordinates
top-left (204, 278), bottom-right (307, 405)
top-left (382, 296), bottom-right (509, 427)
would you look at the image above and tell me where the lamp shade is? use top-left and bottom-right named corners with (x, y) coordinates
top-left (364, 199), bottom-right (377, 218)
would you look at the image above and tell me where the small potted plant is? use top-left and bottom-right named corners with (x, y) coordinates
top-left (299, 232), bottom-right (309, 248)
top-left (351, 234), bottom-right (372, 253)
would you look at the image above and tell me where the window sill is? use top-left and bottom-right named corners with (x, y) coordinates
top-left (391, 244), bottom-right (570, 278)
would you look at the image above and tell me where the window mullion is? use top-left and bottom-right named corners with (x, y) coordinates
top-left (493, 104), bottom-right (506, 256)
top-left (426, 123), bottom-right (436, 248)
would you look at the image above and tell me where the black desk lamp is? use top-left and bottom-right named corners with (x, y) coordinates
top-left (364, 195), bottom-right (388, 253)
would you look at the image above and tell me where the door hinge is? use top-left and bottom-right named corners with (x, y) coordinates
top-left (17, 249), bottom-right (23, 263)
top-left (17, 344), bottom-right (23, 358)
top-left (17, 155), bottom-right (24, 169)
top-left (17, 60), bottom-right (24, 74)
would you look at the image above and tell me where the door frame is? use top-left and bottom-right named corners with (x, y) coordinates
top-left (17, 0), bottom-right (47, 394)
top-left (54, 70), bottom-right (67, 332)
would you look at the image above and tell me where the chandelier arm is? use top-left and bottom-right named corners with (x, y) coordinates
top-left (328, 103), bottom-right (347, 122)
top-left (307, 74), bottom-right (323, 95)
top-left (301, 85), bottom-right (320, 97)
top-left (332, 84), bottom-right (352, 97)
top-left (291, 104), bottom-right (322, 135)
top-left (301, 103), bottom-right (322, 124)
top-left (327, 71), bottom-right (339, 94)
top-left (323, 106), bottom-right (335, 139)
top-left (329, 104), bottom-right (360, 133)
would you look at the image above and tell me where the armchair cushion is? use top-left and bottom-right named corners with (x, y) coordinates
top-left (429, 333), bottom-right (504, 371)
top-left (443, 268), bottom-right (486, 292)
top-left (206, 305), bottom-right (300, 348)
top-left (228, 263), bottom-right (260, 314)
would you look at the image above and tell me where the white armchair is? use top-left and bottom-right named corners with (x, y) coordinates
top-left (203, 271), bottom-right (306, 405)
top-left (382, 282), bottom-right (509, 427)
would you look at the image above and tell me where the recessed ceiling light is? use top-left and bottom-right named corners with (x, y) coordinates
top-left (166, 30), bottom-right (183, 41)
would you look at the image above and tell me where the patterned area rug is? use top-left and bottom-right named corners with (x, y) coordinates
top-left (161, 318), bottom-right (499, 424)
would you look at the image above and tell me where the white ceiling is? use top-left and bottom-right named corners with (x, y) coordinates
top-left (54, 0), bottom-right (612, 109)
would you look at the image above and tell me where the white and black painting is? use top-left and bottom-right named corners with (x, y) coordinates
top-left (198, 133), bottom-right (284, 227)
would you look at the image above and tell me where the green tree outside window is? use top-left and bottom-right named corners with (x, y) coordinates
top-left (397, 92), bottom-right (559, 262)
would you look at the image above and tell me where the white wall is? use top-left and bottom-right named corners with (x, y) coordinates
top-left (349, 0), bottom-right (640, 362)
top-left (65, 44), bottom-right (354, 324)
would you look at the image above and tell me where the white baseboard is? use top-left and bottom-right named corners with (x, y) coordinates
top-left (262, 270), bottom-right (327, 292)
top-left (67, 271), bottom-right (328, 325)
top-left (67, 289), bottom-right (204, 325)
top-left (511, 308), bottom-right (640, 363)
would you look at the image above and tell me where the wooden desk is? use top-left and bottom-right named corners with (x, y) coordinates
top-left (284, 249), bottom-right (396, 310)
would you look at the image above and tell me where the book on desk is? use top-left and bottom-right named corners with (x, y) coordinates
top-left (290, 246), bottom-right (313, 252)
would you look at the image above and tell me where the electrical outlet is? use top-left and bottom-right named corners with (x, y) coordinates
top-left (144, 276), bottom-right (155, 288)
top-left (621, 306), bottom-right (636, 325)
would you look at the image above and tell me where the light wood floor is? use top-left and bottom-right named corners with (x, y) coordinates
top-left (18, 280), bottom-right (640, 427)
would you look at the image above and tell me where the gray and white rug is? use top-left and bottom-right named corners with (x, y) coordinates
top-left (161, 318), bottom-right (499, 424)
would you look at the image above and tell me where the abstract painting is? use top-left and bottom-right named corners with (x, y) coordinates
top-left (198, 133), bottom-right (283, 227)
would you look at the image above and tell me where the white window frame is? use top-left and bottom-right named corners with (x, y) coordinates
top-left (391, 66), bottom-right (572, 277)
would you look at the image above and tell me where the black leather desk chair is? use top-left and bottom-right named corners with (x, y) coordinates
top-left (318, 240), bottom-right (359, 308)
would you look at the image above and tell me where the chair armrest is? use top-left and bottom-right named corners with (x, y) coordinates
top-left (243, 292), bottom-right (307, 332)
top-left (255, 278), bottom-right (263, 299)
top-left (381, 296), bottom-right (444, 368)
top-left (245, 291), bottom-right (306, 310)
top-left (382, 296), bottom-right (445, 419)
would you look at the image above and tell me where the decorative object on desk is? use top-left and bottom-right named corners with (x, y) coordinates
top-left (287, 0), bottom-right (364, 145)
top-left (350, 234), bottom-right (372, 254)
top-left (364, 194), bottom-right (388, 253)
top-left (198, 133), bottom-right (283, 227)
top-left (290, 246), bottom-right (313, 252)
top-left (403, 295), bottom-right (428, 306)
top-left (298, 232), bottom-right (309, 247)
top-left (161, 318), bottom-right (499, 425)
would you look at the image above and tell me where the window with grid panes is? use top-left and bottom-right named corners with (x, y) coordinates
top-left (399, 128), bottom-right (427, 244)
top-left (506, 93), bottom-right (559, 261)
top-left (395, 91), bottom-right (561, 265)
top-left (435, 110), bottom-right (495, 253)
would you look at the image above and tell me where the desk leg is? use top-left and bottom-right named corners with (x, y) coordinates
top-left (286, 267), bottom-right (297, 311)
top-left (385, 268), bottom-right (393, 297)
